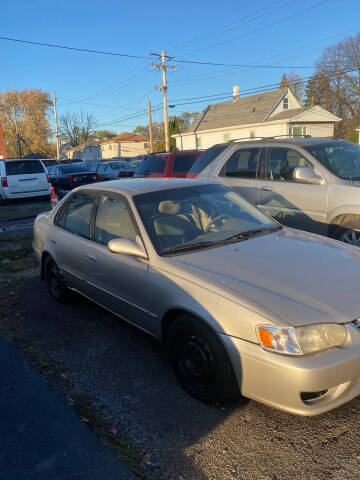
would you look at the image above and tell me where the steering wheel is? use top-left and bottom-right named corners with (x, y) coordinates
top-left (205, 214), bottom-right (230, 232)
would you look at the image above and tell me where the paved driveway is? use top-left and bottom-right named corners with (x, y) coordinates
top-left (0, 336), bottom-right (136, 480)
top-left (2, 277), bottom-right (360, 480)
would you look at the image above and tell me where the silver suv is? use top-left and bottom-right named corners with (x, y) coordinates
top-left (191, 138), bottom-right (360, 246)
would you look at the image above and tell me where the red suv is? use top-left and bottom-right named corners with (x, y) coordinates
top-left (134, 150), bottom-right (202, 178)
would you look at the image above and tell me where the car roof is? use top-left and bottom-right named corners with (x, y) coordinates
top-left (77, 178), bottom-right (211, 196)
top-left (224, 137), bottom-right (349, 148)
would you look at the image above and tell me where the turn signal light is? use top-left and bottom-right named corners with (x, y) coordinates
top-left (1, 176), bottom-right (8, 187)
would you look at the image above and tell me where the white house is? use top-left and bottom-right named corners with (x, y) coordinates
top-left (100, 133), bottom-right (150, 159)
top-left (173, 87), bottom-right (341, 150)
top-left (66, 142), bottom-right (101, 161)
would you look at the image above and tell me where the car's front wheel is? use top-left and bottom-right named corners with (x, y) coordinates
top-left (167, 314), bottom-right (239, 403)
top-left (45, 256), bottom-right (71, 303)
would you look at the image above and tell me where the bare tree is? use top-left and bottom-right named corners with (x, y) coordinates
top-left (314, 32), bottom-right (360, 135)
top-left (286, 72), bottom-right (304, 105)
top-left (59, 111), bottom-right (97, 147)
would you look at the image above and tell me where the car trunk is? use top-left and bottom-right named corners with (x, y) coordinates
top-left (5, 160), bottom-right (48, 195)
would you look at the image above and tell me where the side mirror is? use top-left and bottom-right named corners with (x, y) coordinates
top-left (293, 166), bottom-right (323, 184)
top-left (108, 237), bottom-right (148, 259)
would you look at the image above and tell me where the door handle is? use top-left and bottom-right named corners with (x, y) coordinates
top-left (261, 186), bottom-right (272, 191)
top-left (85, 254), bottom-right (97, 263)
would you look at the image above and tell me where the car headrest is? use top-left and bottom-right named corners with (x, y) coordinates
top-left (158, 200), bottom-right (180, 215)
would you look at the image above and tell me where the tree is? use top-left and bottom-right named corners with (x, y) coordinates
top-left (169, 116), bottom-right (180, 150)
top-left (304, 74), bottom-right (333, 109)
top-left (280, 74), bottom-right (290, 88)
top-left (311, 32), bottom-right (360, 135)
top-left (0, 89), bottom-right (54, 157)
top-left (95, 130), bottom-right (117, 140)
top-left (286, 73), bottom-right (304, 104)
top-left (59, 111), bottom-right (97, 147)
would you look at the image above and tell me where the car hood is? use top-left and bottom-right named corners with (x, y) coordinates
top-left (167, 228), bottom-right (360, 327)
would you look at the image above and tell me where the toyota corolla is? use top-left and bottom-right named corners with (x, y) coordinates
top-left (33, 179), bottom-right (360, 415)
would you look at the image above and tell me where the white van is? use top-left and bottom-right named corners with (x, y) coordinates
top-left (0, 159), bottom-right (51, 204)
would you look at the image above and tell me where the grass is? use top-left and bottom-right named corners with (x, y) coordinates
top-left (0, 237), bottom-right (34, 272)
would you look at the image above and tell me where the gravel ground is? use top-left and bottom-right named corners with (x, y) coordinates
top-left (1, 274), bottom-right (359, 480)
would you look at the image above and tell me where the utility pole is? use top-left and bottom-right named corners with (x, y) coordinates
top-left (53, 90), bottom-right (60, 159)
top-left (151, 50), bottom-right (176, 152)
top-left (147, 100), bottom-right (154, 153)
top-left (12, 106), bottom-right (22, 158)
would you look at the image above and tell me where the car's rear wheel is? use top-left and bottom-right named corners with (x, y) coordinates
top-left (166, 314), bottom-right (239, 403)
top-left (45, 257), bottom-right (71, 303)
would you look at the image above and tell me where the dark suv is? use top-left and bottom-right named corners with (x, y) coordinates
top-left (134, 150), bottom-right (202, 178)
top-left (190, 138), bottom-right (360, 246)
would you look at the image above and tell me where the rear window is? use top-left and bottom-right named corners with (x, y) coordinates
top-left (173, 155), bottom-right (196, 173)
top-left (135, 155), bottom-right (166, 174)
top-left (5, 160), bottom-right (45, 176)
top-left (188, 145), bottom-right (228, 175)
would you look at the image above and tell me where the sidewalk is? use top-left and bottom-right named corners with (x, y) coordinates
top-left (0, 336), bottom-right (136, 480)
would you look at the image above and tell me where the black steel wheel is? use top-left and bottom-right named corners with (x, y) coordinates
top-left (45, 256), bottom-right (71, 303)
top-left (167, 314), bottom-right (239, 403)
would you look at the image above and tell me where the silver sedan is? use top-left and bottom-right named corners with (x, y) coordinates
top-left (33, 179), bottom-right (360, 415)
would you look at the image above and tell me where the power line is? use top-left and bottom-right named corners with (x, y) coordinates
top-left (0, 34), bottom-right (321, 69)
top-left (177, 0), bottom-right (331, 57)
top-left (170, 0), bottom-right (296, 53)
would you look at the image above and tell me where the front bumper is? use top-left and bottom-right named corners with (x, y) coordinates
top-left (221, 325), bottom-right (360, 415)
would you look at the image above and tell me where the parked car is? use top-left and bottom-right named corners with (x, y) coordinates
top-left (42, 159), bottom-right (60, 171)
top-left (190, 138), bottom-right (360, 246)
top-left (95, 161), bottom-right (136, 180)
top-left (134, 150), bottom-right (202, 178)
top-left (48, 163), bottom-right (100, 198)
top-left (0, 158), bottom-right (51, 204)
top-left (33, 178), bottom-right (360, 415)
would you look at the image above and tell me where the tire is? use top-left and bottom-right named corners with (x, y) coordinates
top-left (332, 227), bottom-right (360, 246)
top-left (330, 215), bottom-right (360, 247)
top-left (166, 314), bottom-right (239, 403)
top-left (45, 256), bottom-right (72, 303)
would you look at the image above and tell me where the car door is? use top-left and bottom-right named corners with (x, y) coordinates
top-left (258, 147), bottom-right (328, 234)
top-left (82, 192), bottom-right (153, 332)
top-left (215, 146), bottom-right (262, 205)
top-left (52, 190), bottom-right (99, 292)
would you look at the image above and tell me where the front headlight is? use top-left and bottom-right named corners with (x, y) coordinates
top-left (257, 324), bottom-right (348, 355)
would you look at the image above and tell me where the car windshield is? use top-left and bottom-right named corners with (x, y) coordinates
top-left (305, 141), bottom-right (360, 180)
top-left (134, 184), bottom-right (278, 255)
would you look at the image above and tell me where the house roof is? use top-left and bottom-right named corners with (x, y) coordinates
top-left (100, 132), bottom-right (149, 144)
top-left (181, 88), bottom-right (288, 133)
top-left (268, 105), bottom-right (341, 122)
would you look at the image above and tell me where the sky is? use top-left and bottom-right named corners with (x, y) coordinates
top-left (0, 0), bottom-right (359, 135)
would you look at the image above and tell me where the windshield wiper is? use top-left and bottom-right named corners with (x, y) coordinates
top-left (221, 226), bottom-right (281, 243)
top-left (162, 241), bottom-right (217, 255)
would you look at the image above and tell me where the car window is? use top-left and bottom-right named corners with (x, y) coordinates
top-left (266, 148), bottom-right (314, 182)
top-left (188, 145), bottom-right (227, 175)
top-left (219, 148), bottom-right (260, 179)
top-left (57, 192), bottom-right (97, 237)
top-left (135, 155), bottom-right (166, 174)
top-left (173, 155), bottom-right (196, 173)
top-left (5, 160), bottom-right (45, 175)
top-left (94, 194), bottom-right (137, 245)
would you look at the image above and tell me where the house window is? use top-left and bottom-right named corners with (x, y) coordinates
top-left (283, 98), bottom-right (288, 109)
top-left (223, 133), bottom-right (230, 143)
top-left (144, 143), bottom-right (149, 149)
top-left (109, 144), bottom-right (112, 151)
top-left (289, 126), bottom-right (306, 138)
